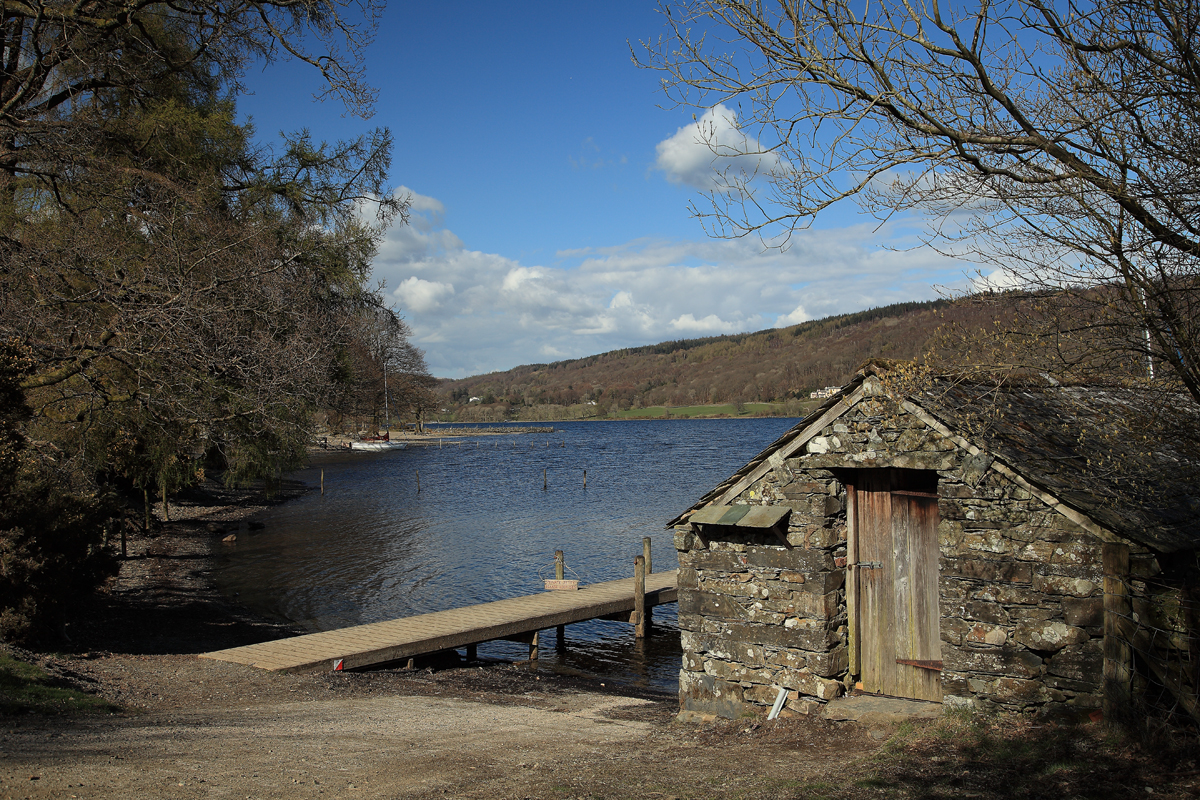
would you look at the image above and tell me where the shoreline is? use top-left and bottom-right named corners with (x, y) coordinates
top-left (0, 473), bottom-right (1184, 798)
top-left (0, 475), bottom-right (878, 799)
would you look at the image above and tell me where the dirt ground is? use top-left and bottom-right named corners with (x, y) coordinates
top-left (1, 480), bottom-right (1196, 800)
top-left (0, 480), bottom-right (874, 800)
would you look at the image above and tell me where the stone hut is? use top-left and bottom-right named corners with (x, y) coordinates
top-left (670, 364), bottom-right (1200, 722)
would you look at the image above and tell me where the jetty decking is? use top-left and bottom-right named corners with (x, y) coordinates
top-left (201, 570), bottom-right (678, 673)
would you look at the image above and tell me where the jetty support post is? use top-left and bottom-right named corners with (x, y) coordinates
top-left (555, 550), bottom-right (566, 646)
top-left (529, 630), bottom-right (540, 666)
top-left (466, 643), bottom-right (477, 662)
top-left (634, 555), bottom-right (646, 638)
top-left (642, 537), bottom-right (654, 625)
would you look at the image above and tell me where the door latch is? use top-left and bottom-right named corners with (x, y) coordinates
top-left (855, 561), bottom-right (882, 570)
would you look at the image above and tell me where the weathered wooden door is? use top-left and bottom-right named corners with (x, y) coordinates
top-left (850, 469), bottom-right (942, 702)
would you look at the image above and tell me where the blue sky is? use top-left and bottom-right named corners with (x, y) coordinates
top-left (238, 3), bottom-right (980, 378)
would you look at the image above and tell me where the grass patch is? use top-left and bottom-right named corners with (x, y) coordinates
top-left (609, 402), bottom-right (810, 419)
top-left (0, 653), bottom-right (120, 716)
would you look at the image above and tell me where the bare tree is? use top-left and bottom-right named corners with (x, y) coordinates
top-left (641, 0), bottom-right (1200, 400)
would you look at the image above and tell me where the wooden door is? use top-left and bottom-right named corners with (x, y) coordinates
top-left (851, 469), bottom-right (943, 702)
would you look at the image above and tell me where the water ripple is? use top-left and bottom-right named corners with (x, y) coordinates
top-left (213, 418), bottom-right (798, 689)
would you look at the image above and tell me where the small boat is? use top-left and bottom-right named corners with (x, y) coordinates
top-left (350, 432), bottom-right (407, 452)
top-left (349, 359), bottom-right (407, 452)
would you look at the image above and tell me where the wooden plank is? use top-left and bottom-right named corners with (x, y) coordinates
top-left (903, 491), bottom-right (943, 702)
top-left (858, 472), bottom-right (890, 697)
top-left (1103, 542), bottom-right (1132, 721)
top-left (846, 482), bottom-right (860, 678)
top-left (202, 570), bottom-right (678, 673)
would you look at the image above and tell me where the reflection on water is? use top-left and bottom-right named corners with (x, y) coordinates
top-left (214, 417), bottom-right (798, 690)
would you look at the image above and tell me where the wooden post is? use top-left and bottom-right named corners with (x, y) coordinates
top-left (529, 630), bottom-right (539, 665)
top-left (846, 483), bottom-right (860, 680)
top-left (634, 555), bottom-right (646, 639)
top-left (1103, 542), bottom-right (1133, 723)
top-left (543, 468), bottom-right (547, 490)
top-left (642, 537), bottom-right (654, 625)
top-left (320, 469), bottom-right (325, 495)
top-left (416, 469), bottom-right (420, 493)
top-left (466, 643), bottom-right (476, 662)
top-left (555, 550), bottom-right (566, 644)
top-left (583, 469), bottom-right (587, 489)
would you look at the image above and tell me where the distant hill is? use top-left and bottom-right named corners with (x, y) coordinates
top-left (436, 298), bottom-right (989, 419)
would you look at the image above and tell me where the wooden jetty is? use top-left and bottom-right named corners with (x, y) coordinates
top-left (201, 569), bottom-right (677, 673)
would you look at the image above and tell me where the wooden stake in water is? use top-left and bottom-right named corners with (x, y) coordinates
top-left (583, 469), bottom-right (587, 489)
top-left (416, 468), bottom-right (421, 493)
top-left (633, 555), bottom-right (646, 639)
top-left (320, 469), bottom-right (325, 495)
top-left (543, 468), bottom-right (547, 490)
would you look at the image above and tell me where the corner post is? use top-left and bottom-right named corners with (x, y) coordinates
top-left (634, 555), bottom-right (646, 639)
top-left (555, 550), bottom-right (566, 645)
top-left (1103, 542), bottom-right (1132, 722)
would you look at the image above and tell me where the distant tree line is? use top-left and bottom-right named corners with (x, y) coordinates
top-left (437, 300), bottom-right (973, 417)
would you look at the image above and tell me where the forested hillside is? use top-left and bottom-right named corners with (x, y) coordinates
top-left (437, 299), bottom-right (992, 418)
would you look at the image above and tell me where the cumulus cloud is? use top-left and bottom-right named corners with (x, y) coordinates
top-left (655, 105), bottom-right (781, 191)
top-left (370, 190), bottom-right (976, 378)
top-left (393, 276), bottom-right (455, 313)
top-left (971, 268), bottom-right (1023, 292)
top-left (775, 304), bottom-right (811, 327)
top-left (671, 313), bottom-right (737, 334)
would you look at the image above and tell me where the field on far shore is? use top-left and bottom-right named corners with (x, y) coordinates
top-left (608, 401), bottom-right (815, 419)
top-left (436, 399), bottom-right (825, 425)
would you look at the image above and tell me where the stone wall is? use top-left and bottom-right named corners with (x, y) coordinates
top-left (676, 390), bottom-right (1157, 721)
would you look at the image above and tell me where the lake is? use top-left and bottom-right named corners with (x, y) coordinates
top-left (213, 417), bottom-right (799, 690)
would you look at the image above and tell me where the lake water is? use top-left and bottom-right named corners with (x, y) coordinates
top-left (213, 417), bottom-right (799, 690)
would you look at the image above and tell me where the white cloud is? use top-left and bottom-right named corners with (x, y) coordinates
top-left (393, 276), bottom-right (455, 313)
top-left (398, 186), bottom-right (445, 218)
top-left (671, 313), bottom-right (737, 334)
top-left (971, 268), bottom-right (1023, 292)
top-left (370, 190), bottom-right (977, 378)
top-left (655, 105), bottom-right (781, 191)
top-left (775, 304), bottom-right (811, 327)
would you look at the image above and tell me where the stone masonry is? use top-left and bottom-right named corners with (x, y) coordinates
top-left (675, 386), bottom-right (1159, 721)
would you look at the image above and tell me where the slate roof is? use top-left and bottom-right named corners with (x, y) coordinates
top-left (671, 365), bottom-right (1200, 554)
